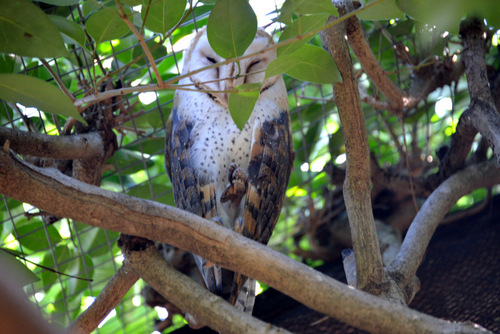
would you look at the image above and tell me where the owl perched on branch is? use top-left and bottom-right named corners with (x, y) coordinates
top-left (165, 27), bottom-right (294, 315)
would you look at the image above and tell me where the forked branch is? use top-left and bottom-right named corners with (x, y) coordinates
top-left (320, 9), bottom-right (384, 293)
top-left (389, 159), bottom-right (500, 287)
top-left (460, 19), bottom-right (500, 166)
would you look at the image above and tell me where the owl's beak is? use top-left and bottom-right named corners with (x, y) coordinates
top-left (217, 62), bottom-right (244, 106)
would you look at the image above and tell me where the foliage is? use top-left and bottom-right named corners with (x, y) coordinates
top-left (0, 0), bottom-right (499, 332)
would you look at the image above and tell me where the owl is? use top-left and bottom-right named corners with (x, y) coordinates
top-left (165, 27), bottom-right (294, 315)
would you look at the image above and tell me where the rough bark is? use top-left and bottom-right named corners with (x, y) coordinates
top-left (460, 19), bottom-right (500, 166)
top-left (320, 12), bottom-right (385, 294)
top-left (120, 237), bottom-right (290, 334)
top-left (0, 126), bottom-right (104, 159)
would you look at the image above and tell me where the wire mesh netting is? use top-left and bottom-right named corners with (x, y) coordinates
top-left (1, 1), bottom-right (495, 333)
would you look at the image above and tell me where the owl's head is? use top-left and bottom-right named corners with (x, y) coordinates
top-left (181, 27), bottom-right (280, 106)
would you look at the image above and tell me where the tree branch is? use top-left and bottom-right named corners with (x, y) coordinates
top-left (120, 237), bottom-right (290, 334)
top-left (115, 1), bottom-right (164, 89)
top-left (39, 58), bottom-right (76, 103)
top-left (65, 264), bottom-right (139, 334)
top-left (0, 126), bottom-right (104, 160)
top-left (320, 11), bottom-right (385, 293)
top-left (427, 109), bottom-right (477, 188)
top-left (389, 159), bottom-right (500, 287)
top-left (0, 149), bottom-right (490, 334)
top-left (345, 13), bottom-right (406, 112)
top-left (461, 19), bottom-right (500, 166)
top-left (347, 5), bottom-right (464, 115)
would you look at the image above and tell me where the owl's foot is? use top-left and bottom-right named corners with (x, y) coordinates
top-left (210, 216), bottom-right (223, 226)
top-left (234, 217), bottom-right (244, 234)
top-left (221, 163), bottom-right (248, 205)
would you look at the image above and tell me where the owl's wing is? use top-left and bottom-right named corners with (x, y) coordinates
top-left (165, 109), bottom-right (221, 295)
top-left (230, 110), bottom-right (294, 312)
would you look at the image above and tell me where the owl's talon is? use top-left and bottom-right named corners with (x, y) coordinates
top-left (221, 165), bottom-right (248, 205)
top-left (211, 216), bottom-right (223, 226)
top-left (227, 163), bottom-right (238, 181)
top-left (234, 217), bottom-right (244, 234)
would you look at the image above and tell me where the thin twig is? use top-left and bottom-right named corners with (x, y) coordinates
top-left (40, 59), bottom-right (76, 103)
top-left (115, 0), bottom-right (164, 89)
top-left (1, 248), bottom-right (92, 282)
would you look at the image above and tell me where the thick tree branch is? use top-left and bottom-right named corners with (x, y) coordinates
top-left (461, 20), bottom-right (500, 166)
top-left (120, 238), bottom-right (290, 334)
top-left (389, 159), bottom-right (500, 287)
top-left (321, 12), bottom-right (385, 293)
top-left (0, 149), bottom-right (490, 333)
top-left (65, 264), bottom-right (139, 334)
top-left (0, 126), bottom-right (104, 160)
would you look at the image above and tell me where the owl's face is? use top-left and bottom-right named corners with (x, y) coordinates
top-left (182, 28), bottom-right (279, 106)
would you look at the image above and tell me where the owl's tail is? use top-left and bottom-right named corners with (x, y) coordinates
top-left (229, 273), bottom-right (256, 314)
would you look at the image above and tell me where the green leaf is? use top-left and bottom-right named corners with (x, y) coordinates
top-left (279, 0), bottom-right (338, 24)
top-left (278, 14), bottom-right (329, 56)
top-left (48, 15), bottom-right (87, 49)
top-left (461, 0), bottom-right (500, 29)
top-left (0, 74), bottom-right (84, 123)
top-left (207, 0), bottom-right (257, 58)
top-left (0, 249), bottom-right (40, 287)
top-left (228, 83), bottom-right (260, 130)
top-left (112, 148), bottom-right (155, 175)
top-left (86, 6), bottom-right (130, 44)
top-left (0, 0), bottom-right (69, 58)
top-left (0, 54), bottom-right (16, 74)
top-left (36, 0), bottom-right (80, 5)
top-left (142, 0), bottom-right (185, 34)
top-left (266, 45), bottom-right (341, 84)
top-left (82, 1), bottom-right (101, 16)
top-left (357, 0), bottom-right (405, 20)
top-left (17, 223), bottom-right (62, 252)
top-left (67, 254), bottom-right (94, 295)
top-left (40, 245), bottom-right (72, 288)
top-left (397, 0), bottom-right (465, 35)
